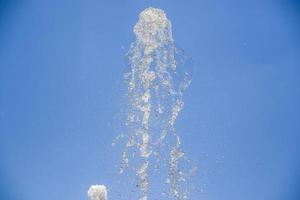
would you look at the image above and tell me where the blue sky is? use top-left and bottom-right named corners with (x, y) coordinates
top-left (0, 0), bottom-right (299, 200)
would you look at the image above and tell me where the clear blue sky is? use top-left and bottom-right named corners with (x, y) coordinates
top-left (0, 0), bottom-right (299, 200)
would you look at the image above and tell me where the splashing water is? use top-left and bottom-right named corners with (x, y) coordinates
top-left (114, 7), bottom-right (195, 200)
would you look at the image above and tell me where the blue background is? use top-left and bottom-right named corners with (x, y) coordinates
top-left (0, 0), bottom-right (299, 200)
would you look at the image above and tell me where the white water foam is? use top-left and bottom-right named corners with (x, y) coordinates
top-left (88, 185), bottom-right (107, 200)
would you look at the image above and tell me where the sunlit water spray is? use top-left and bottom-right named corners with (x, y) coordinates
top-left (113, 7), bottom-right (196, 200)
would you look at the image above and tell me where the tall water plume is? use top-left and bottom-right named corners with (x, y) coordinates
top-left (114, 7), bottom-right (195, 200)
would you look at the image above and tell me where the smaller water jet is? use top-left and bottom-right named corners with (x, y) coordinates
top-left (88, 185), bottom-right (107, 200)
